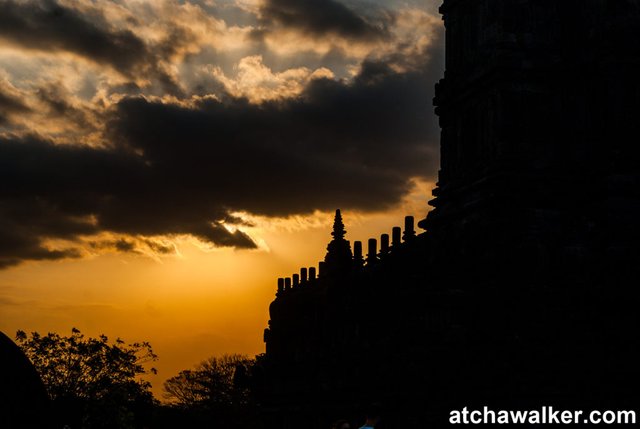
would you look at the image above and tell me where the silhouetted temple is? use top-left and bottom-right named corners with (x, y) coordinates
top-left (261, 1), bottom-right (640, 428)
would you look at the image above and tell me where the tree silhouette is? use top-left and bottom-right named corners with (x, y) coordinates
top-left (158, 354), bottom-right (264, 428)
top-left (163, 354), bottom-right (253, 410)
top-left (15, 328), bottom-right (157, 429)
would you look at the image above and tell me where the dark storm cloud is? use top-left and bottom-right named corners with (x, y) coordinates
top-left (109, 51), bottom-right (441, 216)
top-left (258, 0), bottom-right (393, 41)
top-left (0, 217), bottom-right (83, 269)
top-left (0, 0), bottom-right (185, 93)
top-left (0, 29), bottom-right (443, 267)
top-left (0, 190), bottom-right (90, 268)
top-left (0, 135), bottom-right (256, 268)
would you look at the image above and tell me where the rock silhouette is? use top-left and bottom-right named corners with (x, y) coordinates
top-left (261, 1), bottom-right (640, 428)
top-left (0, 332), bottom-right (49, 428)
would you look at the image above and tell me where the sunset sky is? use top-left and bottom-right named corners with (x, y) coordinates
top-left (0, 0), bottom-right (443, 396)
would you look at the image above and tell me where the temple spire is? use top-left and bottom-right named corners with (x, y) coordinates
top-left (324, 209), bottom-right (353, 275)
top-left (331, 209), bottom-right (346, 240)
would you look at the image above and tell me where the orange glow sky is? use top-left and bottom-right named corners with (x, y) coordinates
top-left (0, 180), bottom-right (433, 397)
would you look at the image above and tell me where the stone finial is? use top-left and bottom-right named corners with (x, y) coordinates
top-left (353, 240), bottom-right (364, 267)
top-left (367, 238), bottom-right (378, 265)
top-left (380, 233), bottom-right (390, 256)
top-left (277, 278), bottom-right (284, 295)
top-left (403, 216), bottom-right (416, 241)
top-left (392, 226), bottom-right (402, 247)
top-left (285, 277), bottom-right (292, 291)
top-left (309, 266), bottom-right (317, 281)
top-left (293, 274), bottom-right (300, 287)
top-left (300, 267), bottom-right (308, 283)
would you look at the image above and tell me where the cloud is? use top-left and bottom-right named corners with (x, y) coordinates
top-left (209, 55), bottom-right (335, 102)
top-left (0, 0), bottom-right (444, 268)
top-left (247, 3), bottom-right (440, 73)
top-left (108, 42), bottom-right (442, 217)
top-left (0, 79), bottom-right (31, 125)
top-left (0, 219), bottom-right (84, 269)
top-left (0, 0), bottom-right (146, 72)
top-left (88, 236), bottom-right (177, 258)
top-left (0, 135), bottom-right (257, 268)
top-left (0, 0), bottom-right (187, 94)
top-left (258, 0), bottom-right (393, 41)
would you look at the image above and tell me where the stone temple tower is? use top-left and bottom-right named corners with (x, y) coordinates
top-left (415, 0), bottom-right (640, 410)
top-left (261, 2), bottom-right (640, 426)
top-left (422, 0), bottom-right (640, 285)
